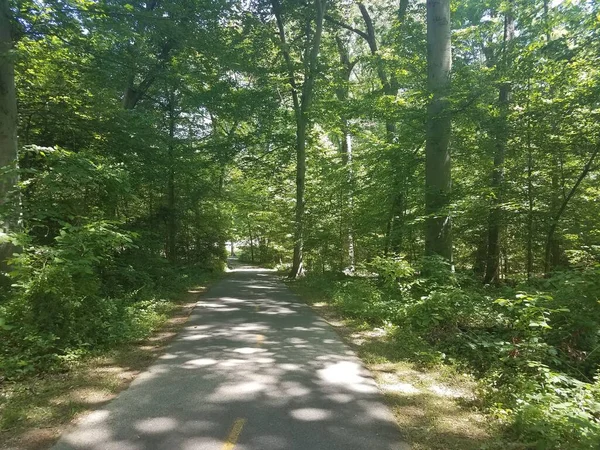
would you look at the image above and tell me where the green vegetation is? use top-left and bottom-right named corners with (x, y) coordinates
top-left (290, 260), bottom-right (600, 449)
top-left (1, 0), bottom-right (600, 448)
top-left (0, 274), bottom-right (215, 449)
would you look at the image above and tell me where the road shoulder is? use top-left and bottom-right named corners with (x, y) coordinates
top-left (287, 278), bottom-right (497, 450)
top-left (0, 275), bottom-right (220, 450)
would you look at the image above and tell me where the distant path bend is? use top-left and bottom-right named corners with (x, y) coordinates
top-left (53, 266), bottom-right (407, 450)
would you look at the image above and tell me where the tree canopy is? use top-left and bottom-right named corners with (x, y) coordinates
top-left (2, 0), bottom-right (600, 447)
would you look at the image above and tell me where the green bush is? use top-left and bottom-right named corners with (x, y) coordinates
top-left (368, 254), bottom-right (414, 288)
top-left (489, 366), bottom-right (600, 449)
top-left (332, 279), bottom-right (384, 322)
top-left (0, 223), bottom-right (172, 378)
top-left (294, 259), bottom-right (600, 448)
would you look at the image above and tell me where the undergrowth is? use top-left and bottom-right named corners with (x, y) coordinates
top-left (0, 222), bottom-right (223, 379)
top-left (0, 147), bottom-right (225, 380)
top-left (290, 256), bottom-right (600, 449)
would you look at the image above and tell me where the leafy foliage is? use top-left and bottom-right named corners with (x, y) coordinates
top-left (1, 0), bottom-right (600, 447)
top-left (292, 257), bottom-right (600, 448)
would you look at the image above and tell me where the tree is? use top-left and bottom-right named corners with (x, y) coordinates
top-left (424, 0), bottom-right (452, 261)
top-left (483, 0), bottom-right (514, 284)
top-left (270, 0), bottom-right (327, 278)
top-left (334, 35), bottom-right (356, 270)
top-left (326, 2), bottom-right (409, 255)
top-left (0, 0), bottom-right (18, 268)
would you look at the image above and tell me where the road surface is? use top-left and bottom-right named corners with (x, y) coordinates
top-left (53, 266), bottom-right (407, 450)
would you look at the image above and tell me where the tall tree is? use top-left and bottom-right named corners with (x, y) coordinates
top-left (327, 2), bottom-right (407, 254)
top-left (334, 35), bottom-right (356, 270)
top-left (424, 0), bottom-right (452, 261)
top-left (271, 0), bottom-right (327, 278)
top-left (484, 1), bottom-right (515, 284)
top-left (164, 86), bottom-right (178, 262)
top-left (0, 0), bottom-right (18, 267)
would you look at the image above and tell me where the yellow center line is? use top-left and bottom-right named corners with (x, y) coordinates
top-left (222, 418), bottom-right (246, 450)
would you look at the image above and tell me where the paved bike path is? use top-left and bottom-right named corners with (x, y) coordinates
top-left (53, 267), bottom-right (407, 450)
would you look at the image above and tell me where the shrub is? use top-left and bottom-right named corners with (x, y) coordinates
top-left (332, 279), bottom-right (384, 322)
top-left (0, 222), bottom-right (170, 378)
top-left (294, 261), bottom-right (600, 448)
top-left (368, 254), bottom-right (414, 289)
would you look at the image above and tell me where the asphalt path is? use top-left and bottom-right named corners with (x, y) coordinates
top-left (52, 265), bottom-right (408, 450)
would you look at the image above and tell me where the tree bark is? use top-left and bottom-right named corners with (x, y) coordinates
top-left (424, 0), bottom-right (452, 261)
top-left (484, 3), bottom-right (514, 284)
top-left (248, 219), bottom-right (255, 264)
top-left (386, 192), bottom-right (404, 254)
top-left (341, 123), bottom-right (355, 269)
top-left (526, 98), bottom-right (534, 279)
top-left (291, 115), bottom-right (307, 276)
top-left (0, 0), bottom-right (18, 269)
top-left (542, 0), bottom-right (565, 274)
top-left (398, 0), bottom-right (409, 21)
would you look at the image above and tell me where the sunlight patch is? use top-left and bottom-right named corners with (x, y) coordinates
top-left (233, 347), bottom-right (268, 354)
top-left (429, 383), bottom-right (469, 399)
top-left (382, 382), bottom-right (420, 395)
top-left (135, 417), bottom-right (178, 434)
top-left (290, 408), bottom-right (332, 421)
top-left (182, 358), bottom-right (218, 368)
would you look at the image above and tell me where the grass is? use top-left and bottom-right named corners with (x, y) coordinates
top-left (287, 277), bottom-right (519, 450)
top-left (0, 271), bottom-right (221, 450)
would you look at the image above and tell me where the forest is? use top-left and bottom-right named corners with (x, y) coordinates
top-left (1, 0), bottom-right (600, 448)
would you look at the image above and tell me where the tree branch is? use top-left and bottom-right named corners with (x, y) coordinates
top-left (270, 0), bottom-right (300, 115)
top-left (544, 140), bottom-right (600, 273)
top-left (324, 14), bottom-right (369, 41)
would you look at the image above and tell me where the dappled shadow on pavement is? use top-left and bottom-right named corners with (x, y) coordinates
top-left (52, 268), bottom-right (406, 450)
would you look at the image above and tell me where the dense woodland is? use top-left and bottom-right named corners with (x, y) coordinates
top-left (1, 0), bottom-right (600, 447)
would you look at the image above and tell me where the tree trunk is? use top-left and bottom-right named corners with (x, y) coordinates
top-left (123, 74), bottom-right (143, 110)
top-left (540, 0), bottom-right (565, 274)
top-left (424, 0), bottom-right (452, 261)
top-left (166, 166), bottom-right (176, 261)
top-left (387, 191), bottom-right (404, 254)
top-left (248, 219), bottom-right (255, 264)
top-left (340, 121), bottom-right (355, 269)
top-left (271, 0), bottom-right (326, 279)
top-left (546, 157), bottom-right (562, 270)
top-left (484, 4), bottom-right (514, 284)
top-left (0, 0), bottom-right (18, 269)
top-left (165, 95), bottom-right (177, 262)
top-left (335, 36), bottom-right (355, 271)
top-left (398, 0), bottom-right (409, 20)
top-left (526, 108), bottom-right (534, 279)
top-left (290, 116), bottom-right (307, 276)
top-left (473, 234), bottom-right (487, 277)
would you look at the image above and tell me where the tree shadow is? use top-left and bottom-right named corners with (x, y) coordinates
top-left (48, 269), bottom-right (407, 450)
